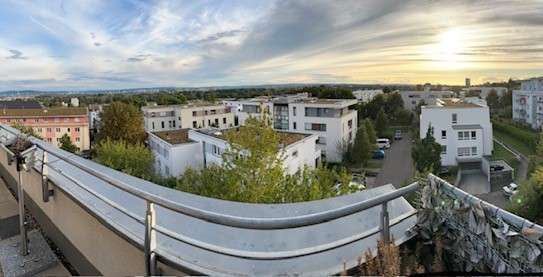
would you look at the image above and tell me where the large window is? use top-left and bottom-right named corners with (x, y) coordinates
top-left (458, 131), bottom-right (470, 140)
top-left (441, 145), bottom-right (447, 154)
top-left (457, 147), bottom-right (478, 157)
top-left (471, 131), bottom-right (476, 140)
top-left (305, 123), bottom-right (327, 131)
top-left (452, 113), bottom-right (457, 124)
top-left (305, 107), bottom-right (340, 118)
top-left (242, 104), bottom-right (260, 114)
top-left (441, 130), bottom-right (447, 139)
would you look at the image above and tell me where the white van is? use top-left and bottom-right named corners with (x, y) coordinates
top-left (376, 138), bottom-right (391, 149)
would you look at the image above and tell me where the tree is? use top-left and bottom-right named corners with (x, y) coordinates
top-left (364, 119), bottom-right (377, 145)
top-left (486, 90), bottom-right (500, 113)
top-left (11, 122), bottom-right (41, 139)
top-left (59, 134), bottom-right (78, 153)
top-left (351, 124), bottom-right (372, 166)
top-left (375, 108), bottom-right (389, 137)
top-left (98, 102), bottom-right (146, 144)
top-left (510, 167), bottom-right (543, 224)
top-left (94, 139), bottom-right (154, 179)
top-left (411, 126), bottom-right (442, 173)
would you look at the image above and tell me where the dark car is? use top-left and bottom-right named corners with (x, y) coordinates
top-left (372, 149), bottom-right (385, 159)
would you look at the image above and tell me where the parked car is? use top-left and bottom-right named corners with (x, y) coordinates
top-left (376, 138), bottom-right (391, 149)
top-left (372, 149), bottom-right (385, 159)
top-left (502, 183), bottom-right (518, 197)
top-left (394, 130), bottom-right (403, 140)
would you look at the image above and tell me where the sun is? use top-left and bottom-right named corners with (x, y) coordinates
top-left (431, 28), bottom-right (468, 69)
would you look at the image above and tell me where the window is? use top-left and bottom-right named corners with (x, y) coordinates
top-left (67, 128), bottom-right (71, 132)
top-left (458, 131), bottom-right (470, 140)
top-left (172, 121), bottom-right (176, 128)
top-left (214, 118), bottom-right (219, 126)
top-left (152, 122), bottom-right (155, 130)
top-left (34, 119), bottom-right (39, 123)
top-left (293, 122), bottom-right (297, 130)
top-left (457, 147), bottom-right (471, 157)
top-left (471, 147), bottom-right (477, 156)
top-left (192, 111), bottom-right (197, 116)
top-left (76, 137), bottom-right (80, 142)
top-left (223, 118), bottom-right (226, 124)
top-left (56, 128), bottom-right (61, 133)
top-left (208, 119), bottom-right (211, 126)
top-left (193, 121), bottom-right (197, 128)
top-left (47, 128), bottom-right (52, 132)
top-left (293, 107), bottom-right (296, 116)
top-left (75, 127), bottom-right (80, 132)
top-left (292, 150), bottom-right (298, 157)
top-left (471, 131), bottom-right (476, 140)
top-left (161, 121), bottom-right (165, 129)
top-left (348, 119), bottom-right (353, 129)
top-left (452, 113), bottom-right (457, 124)
top-left (441, 145), bottom-right (447, 154)
top-left (441, 130), bottom-right (446, 139)
top-left (305, 123), bottom-right (327, 131)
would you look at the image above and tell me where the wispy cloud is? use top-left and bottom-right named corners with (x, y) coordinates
top-left (0, 0), bottom-right (542, 90)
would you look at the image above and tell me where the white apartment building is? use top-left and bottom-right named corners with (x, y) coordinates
top-left (420, 98), bottom-right (493, 167)
top-left (462, 87), bottom-right (508, 99)
top-left (142, 102), bottom-right (235, 132)
top-left (400, 90), bottom-right (455, 110)
top-left (148, 128), bottom-right (320, 177)
top-left (352, 89), bottom-right (383, 103)
top-left (224, 95), bottom-right (358, 163)
top-left (513, 77), bottom-right (543, 130)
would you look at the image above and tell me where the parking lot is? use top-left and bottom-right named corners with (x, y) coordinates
top-left (372, 132), bottom-right (414, 188)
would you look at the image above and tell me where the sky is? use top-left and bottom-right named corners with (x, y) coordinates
top-left (0, 0), bottom-right (542, 91)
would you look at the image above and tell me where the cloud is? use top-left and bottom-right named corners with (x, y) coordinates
top-left (126, 54), bottom-right (152, 62)
top-left (6, 49), bottom-right (28, 60)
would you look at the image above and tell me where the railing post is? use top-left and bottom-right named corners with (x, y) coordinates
top-left (144, 201), bottom-right (158, 276)
top-left (380, 202), bottom-right (390, 245)
top-left (41, 151), bottom-right (53, 202)
top-left (16, 154), bottom-right (29, 256)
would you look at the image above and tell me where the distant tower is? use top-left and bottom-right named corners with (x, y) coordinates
top-left (465, 78), bottom-right (471, 87)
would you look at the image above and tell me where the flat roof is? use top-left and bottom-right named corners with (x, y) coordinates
top-left (142, 101), bottom-right (224, 110)
top-left (152, 129), bottom-right (193, 145)
top-left (0, 101), bottom-right (42, 109)
top-left (423, 98), bottom-right (482, 109)
top-left (196, 128), bottom-right (310, 146)
top-left (0, 107), bottom-right (88, 117)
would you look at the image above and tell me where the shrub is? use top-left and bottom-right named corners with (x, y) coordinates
top-left (493, 120), bottom-right (538, 150)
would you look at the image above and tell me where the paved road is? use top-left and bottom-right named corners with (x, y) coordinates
top-left (373, 133), bottom-right (414, 188)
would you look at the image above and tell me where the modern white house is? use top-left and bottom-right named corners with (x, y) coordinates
top-left (352, 89), bottom-right (383, 103)
top-left (420, 98), bottom-right (493, 167)
top-left (400, 89), bottom-right (455, 110)
top-left (224, 95), bottom-right (358, 162)
top-left (512, 77), bottom-right (543, 130)
top-left (462, 87), bottom-right (508, 99)
top-left (148, 128), bottom-right (321, 177)
top-left (142, 102), bottom-right (236, 132)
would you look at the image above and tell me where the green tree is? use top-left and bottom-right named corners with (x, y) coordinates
top-left (486, 90), bottom-right (500, 114)
top-left (364, 119), bottom-right (377, 146)
top-left (411, 126), bottom-right (442, 173)
top-left (98, 102), bottom-right (146, 144)
top-left (510, 167), bottom-right (543, 224)
top-left (11, 122), bottom-right (41, 139)
top-left (351, 124), bottom-right (372, 166)
top-left (375, 108), bottom-right (388, 137)
top-left (59, 134), bottom-right (78, 153)
top-left (94, 139), bottom-right (154, 179)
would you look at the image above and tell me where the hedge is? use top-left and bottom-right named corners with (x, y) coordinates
top-left (492, 120), bottom-right (539, 151)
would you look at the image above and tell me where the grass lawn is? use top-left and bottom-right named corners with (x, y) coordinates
top-left (493, 129), bottom-right (534, 157)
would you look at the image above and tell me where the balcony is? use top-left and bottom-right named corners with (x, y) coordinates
top-left (0, 124), bottom-right (541, 275)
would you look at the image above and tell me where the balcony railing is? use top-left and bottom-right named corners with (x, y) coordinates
top-left (0, 124), bottom-right (419, 276)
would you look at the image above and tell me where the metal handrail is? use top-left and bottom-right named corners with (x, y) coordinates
top-left (0, 125), bottom-right (419, 275)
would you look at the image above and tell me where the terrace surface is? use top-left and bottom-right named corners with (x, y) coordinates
top-left (197, 127), bottom-right (310, 146)
top-left (152, 129), bottom-right (192, 145)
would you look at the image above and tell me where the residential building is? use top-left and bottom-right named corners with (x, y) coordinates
top-left (420, 98), bottom-right (493, 167)
top-left (400, 89), bottom-right (455, 110)
top-left (148, 128), bottom-right (320, 177)
top-left (224, 96), bottom-right (358, 162)
top-left (70, 97), bottom-right (80, 107)
top-left (352, 89), bottom-right (383, 103)
top-left (462, 87), bottom-right (508, 99)
top-left (142, 102), bottom-right (235, 132)
top-left (465, 78), bottom-right (471, 87)
top-left (0, 106), bottom-right (90, 151)
top-left (512, 77), bottom-right (543, 130)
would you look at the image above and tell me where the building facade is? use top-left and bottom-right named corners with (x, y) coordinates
top-left (420, 98), bottom-right (493, 167)
top-left (462, 87), bottom-right (508, 99)
top-left (352, 89), bottom-right (383, 103)
top-left (0, 107), bottom-right (90, 151)
top-left (148, 128), bottom-right (320, 177)
top-left (400, 90), bottom-right (455, 110)
top-left (512, 77), bottom-right (543, 130)
top-left (142, 102), bottom-right (236, 132)
top-left (224, 96), bottom-right (358, 162)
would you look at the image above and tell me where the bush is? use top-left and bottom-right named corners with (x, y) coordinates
top-left (493, 119), bottom-right (538, 150)
top-left (94, 139), bottom-right (154, 180)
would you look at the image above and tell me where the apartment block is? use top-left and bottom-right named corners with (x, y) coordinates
top-left (148, 128), bottom-right (320, 177)
top-left (513, 77), bottom-right (543, 130)
top-left (142, 102), bottom-right (235, 132)
top-left (0, 104), bottom-right (90, 151)
top-left (224, 95), bottom-right (358, 162)
top-left (420, 98), bottom-right (493, 167)
top-left (462, 87), bottom-right (508, 99)
top-left (400, 90), bottom-right (455, 110)
top-left (352, 89), bottom-right (383, 103)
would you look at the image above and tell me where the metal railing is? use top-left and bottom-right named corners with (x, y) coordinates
top-left (0, 125), bottom-right (419, 276)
